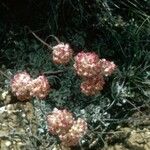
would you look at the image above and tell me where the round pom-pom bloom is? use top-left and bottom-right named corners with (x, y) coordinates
top-left (10, 71), bottom-right (32, 101)
top-left (100, 59), bottom-right (116, 76)
top-left (47, 108), bottom-right (74, 135)
top-left (29, 75), bottom-right (50, 99)
top-left (74, 52), bottom-right (101, 78)
top-left (59, 118), bottom-right (87, 146)
top-left (80, 76), bottom-right (105, 96)
top-left (52, 43), bottom-right (73, 64)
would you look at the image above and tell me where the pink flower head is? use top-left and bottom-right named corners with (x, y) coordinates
top-left (100, 59), bottom-right (116, 76)
top-left (29, 75), bottom-right (50, 99)
top-left (10, 71), bottom-right (32, 101)
top-left (47, 108), bottom-right (74, 135)
top-left (80, 75), bottom-right (105, 96)
top-left (74, 52), bottom-right (101, 78)
top-left (59, 118), bottom-right (87, 146)
top-left (52, 43), bottom-right (73, 64)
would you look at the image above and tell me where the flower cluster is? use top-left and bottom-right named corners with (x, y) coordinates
top-left (51, 41), bottom-right (116, 96)
top-left (10, 71), bottom-right (32, 101)
top-left (74, 52), bottom-right (101, 78)
top-left (73, 52), bottom-right (116, 95)
top-left (30, 75), bottom-right (50, 99)
top-left (11, 71), bottom-right (50, 101)
top-left (59, 118), bottom-right (87, 146)
top-left (47, 108), bottom-right (74, 135)
top-left (100, 59), bottom-right (116, 76)
top-left (80, 76), bottom-right (105, 96)
top-left (10, 43), bottom-right (116, 96)
top-left (47, 108), bottom-right (87, 146)
top-left (52, 43), bottom-right (73, 64)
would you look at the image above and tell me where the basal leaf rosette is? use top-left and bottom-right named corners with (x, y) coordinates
top-left (74, 52), bottom-right (101, 78)
top-left (52, 43), bottom-right (73, 64)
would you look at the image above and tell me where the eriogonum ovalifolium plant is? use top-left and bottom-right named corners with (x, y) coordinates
top-left (10, 37), bottom-right (116, 146)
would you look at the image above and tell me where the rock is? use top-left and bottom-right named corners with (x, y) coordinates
top-left (102, 144), bottom-right (129, 150)
top-left (0, 88), bottom-right (18, 106)
top-left (105, 127), bottom-right (131, 144)
top-left (126, 129), bottom-right (150, 150)
top-left (103, 127), bottom-right (150, 150)
top-left (0, 102), bottom-right (37, 149)
top-left (114, 144), bottom-right (128, 150)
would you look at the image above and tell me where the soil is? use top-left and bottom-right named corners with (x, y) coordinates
top-left (0, 89), bottom-right (150, 150)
